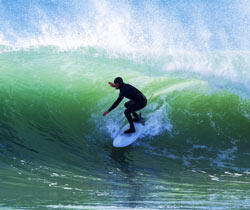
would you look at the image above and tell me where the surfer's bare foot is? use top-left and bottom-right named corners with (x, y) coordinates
top-left (124, 128), bottom-right (136, 134)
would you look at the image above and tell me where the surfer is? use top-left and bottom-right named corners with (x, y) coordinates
top-left (103, 77), bottom-right (147, 134)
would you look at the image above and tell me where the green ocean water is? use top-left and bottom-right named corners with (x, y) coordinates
top-left (1, 0), bottom-right (250, 208)
top-left (0, 47), bottom-right (250, 209)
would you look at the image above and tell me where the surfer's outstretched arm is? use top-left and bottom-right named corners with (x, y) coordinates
top-left (103, 82), bottom-right (116, 116)
top-left (103, 80), bottom-right (124, 116)
top-left (103, 93), bottom-right (124, 117)
top-left (103, 110), bottom-right (109, 116)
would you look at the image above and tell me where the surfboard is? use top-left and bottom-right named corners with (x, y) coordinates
top-left (113, 115), bottom-right (145, 148)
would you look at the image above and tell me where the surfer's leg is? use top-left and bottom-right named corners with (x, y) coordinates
top-left (124, 100), bottom-right (134, 108)
top-left (130, 100), bottom-right (147, 121)
top-left (132, 112), bottom-right (139, 118)
top-left (124, 101), bottom-right (140, 122)
top-left (124, 100), bottom-right (147, 133)
top-left (124, 109), bottom-right (136, 133)
top-left (132, 112), bottom-right (140, 122)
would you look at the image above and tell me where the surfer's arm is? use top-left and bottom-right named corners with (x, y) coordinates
top-left (103, 94), bottom-right (124, 116)
top-left (103, 110), bottom-right (109, 116)
top-left (108, 93), bottom-right (124, 112)
top-left (103, 82), bottom-right (117, 116)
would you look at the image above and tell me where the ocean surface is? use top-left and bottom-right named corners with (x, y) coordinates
top-left (0, 0), bottom-right (250, 209)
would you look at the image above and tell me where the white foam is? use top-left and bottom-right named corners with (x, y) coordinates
top-left (142, 101), bottom-right (173, 138)
top-left (162, 51), bottom-right (250, 95)
top-left (104, 100), bottom-right (172, 142)
top-left (1, 0), bottom-right (250, 52)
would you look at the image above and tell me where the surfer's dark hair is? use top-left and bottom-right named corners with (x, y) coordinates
top-left (114, 77), bottom-right (124, 85)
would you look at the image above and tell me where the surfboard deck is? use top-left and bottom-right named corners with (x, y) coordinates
top-left (113, 115), bottom-right (145, 148)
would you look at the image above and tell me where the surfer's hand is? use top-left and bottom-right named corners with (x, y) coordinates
top-left (103, 110), bottom-right (109, 116)
top-left (108, 82), bottom-right (115, 87)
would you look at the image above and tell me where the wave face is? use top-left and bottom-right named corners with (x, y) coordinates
top-left (0, 0), bottom-right (250, 209)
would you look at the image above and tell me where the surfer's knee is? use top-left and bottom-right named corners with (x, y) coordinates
top-left (124, 102), bottom-right (129, 108)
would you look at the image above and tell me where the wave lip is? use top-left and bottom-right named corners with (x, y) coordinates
top-left (1, 0), bottom-right (250, 51)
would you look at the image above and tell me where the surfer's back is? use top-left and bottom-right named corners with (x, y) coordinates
top-left (120, 83), bottom-right (147, 102)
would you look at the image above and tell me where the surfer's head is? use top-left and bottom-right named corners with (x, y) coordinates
top-left (114, 77), bottom-right (124, 89)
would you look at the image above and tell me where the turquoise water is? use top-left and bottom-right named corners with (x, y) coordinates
top-left (1, 0), bottom-right (250, 209)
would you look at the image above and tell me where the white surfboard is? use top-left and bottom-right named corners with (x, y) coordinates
top-left (113, 116), bottom-right (146, 147)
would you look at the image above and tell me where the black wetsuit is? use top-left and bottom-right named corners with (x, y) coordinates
top-left (108, 83), bottom-right (147, 129)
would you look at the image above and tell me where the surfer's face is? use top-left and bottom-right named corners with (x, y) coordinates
top-left (115, 83), bottom-right (119, 89)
